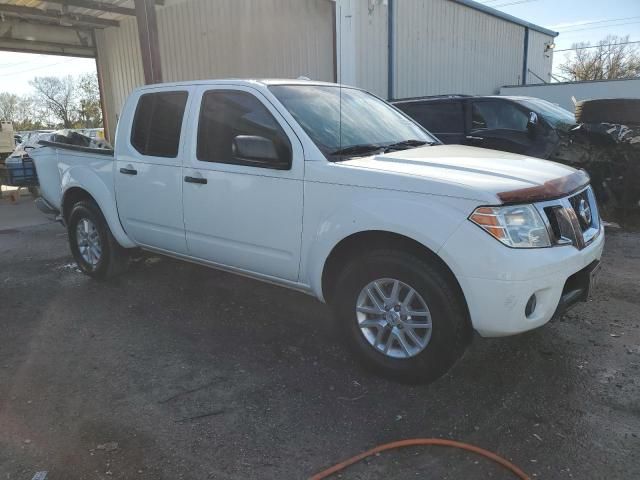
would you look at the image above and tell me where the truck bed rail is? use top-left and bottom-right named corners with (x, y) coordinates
top-left (38, 140), bottom-right (114, 156)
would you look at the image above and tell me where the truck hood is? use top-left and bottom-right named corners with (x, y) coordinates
top-left (334, 144), bottom-right (578, 203)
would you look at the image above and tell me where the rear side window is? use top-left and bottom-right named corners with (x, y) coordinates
top-left (398, 101), bottom-right (464, 134)
top-left (471, 101), bottom-right (528, 131)
top-left (131, 91), bottom-right (188, 157)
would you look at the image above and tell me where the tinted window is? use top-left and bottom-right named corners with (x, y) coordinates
top-left (517, 97), bottom-right (576, 131)
top-left (471, 101), bottom-right (528, 131)
top-left (398, 101), bottom-right (464, 133)
top-left (197, 90), bottom-right (291, 169)
top-left (131, 91), bottom-right (188, 157)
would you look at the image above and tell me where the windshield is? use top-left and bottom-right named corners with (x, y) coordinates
top-left (517, 98), bottom-right (576, 131)
top-left (269, 84), bottom-right (437, 159)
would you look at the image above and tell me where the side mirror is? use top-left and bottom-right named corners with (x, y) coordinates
top-left (232, 135), bottom-right (278, 162)
top-left (527, 111), bottom-right (539, 129)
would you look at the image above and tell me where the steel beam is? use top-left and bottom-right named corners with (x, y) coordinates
top-left (0, 4), bottom-right (119, 28)
top-left (43, 0), bottom-right (165, 17)
top-left (45, 0), bottom-right (135, 16)
top-left (0, 19), bottom-right (95, 57)
top-left (134, 0), bottom-right (163, 84)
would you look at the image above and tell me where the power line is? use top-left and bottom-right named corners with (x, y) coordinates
top-left (0, 60), bottom-right (74, 78)
top-left (484, 0), bottom-right (540, 8)
top-left (0, 60), bottom-right (32, 69)
top-left (555, 15), bottom-right (640, 31)
top-left (555, 40), bottom-right (640, 52)
top-left (559, 20), bottom-right (640, 34)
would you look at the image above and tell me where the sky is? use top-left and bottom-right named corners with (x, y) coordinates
top-left (475, 0), bottom-right (640, 77)
top-left (0, 0), bottom-right (638, 96)
top-left (0, 53), bottom-right (97, 96)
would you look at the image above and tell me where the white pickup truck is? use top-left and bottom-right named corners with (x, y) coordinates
top-left (31, 79), bottom-right (604, 383)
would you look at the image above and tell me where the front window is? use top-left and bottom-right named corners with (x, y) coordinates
top-left (269, 85), bottom-right (436, 160)
top-left (471, 101), bottom-right (529, 132)
top-left (517, 98), bottom-right (576, 131)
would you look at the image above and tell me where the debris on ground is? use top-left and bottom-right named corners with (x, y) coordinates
top-left (96, 442), bottom-right (119, 452)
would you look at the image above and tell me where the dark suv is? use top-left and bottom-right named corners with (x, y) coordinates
top-left (393, 95), bottom-right (576, 160)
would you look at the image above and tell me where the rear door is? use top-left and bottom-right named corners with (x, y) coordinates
top-left (396, 100), bottom-right (465, 144)
top-left (115, 87), bottom-right (191, 254)
top-left (182, 85), bottom-right (304, 281)
top-left (464, 99), bottom-right (534, 154)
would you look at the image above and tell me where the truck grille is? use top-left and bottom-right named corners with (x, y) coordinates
top-left (568, 190), bottom-right (593, 232)
top-left (536, 186), bottom-right (601, 250)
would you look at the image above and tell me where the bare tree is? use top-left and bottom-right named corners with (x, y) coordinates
top-left (30, 75), bottom-right (76, 128)
top-left (0, 92), bottom-right (19, 122)
top-left (559, 35), bottom-right (640, 81)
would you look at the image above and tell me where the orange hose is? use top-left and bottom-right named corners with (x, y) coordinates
top-left (309, 438), bottom-right (530, 480)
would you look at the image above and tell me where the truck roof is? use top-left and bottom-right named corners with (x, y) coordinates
top-left (133, 78), bottom-right (345, 93)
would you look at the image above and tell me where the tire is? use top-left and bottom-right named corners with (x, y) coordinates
top-left (575, 98), bottom-right (640, 125)
top-left (67, 199), bottom-right (129, 279)
top-left (331, 248), bottom-right (472, 384)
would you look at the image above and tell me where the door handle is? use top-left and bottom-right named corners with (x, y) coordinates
top-left (119, 167), bottom-right (137, 175)
top-left (184, 176), bottom-right (207, 184)
top-left (466, 135), bottom-right (484, 141)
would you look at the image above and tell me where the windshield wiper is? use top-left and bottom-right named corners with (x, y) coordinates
top-left (329, 144), bottom-right (384, 157)
top-left (382, 139), bottom-right (432, 152)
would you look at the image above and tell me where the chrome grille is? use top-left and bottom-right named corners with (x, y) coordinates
top-left (568, 190), bottom-right (593, 232)
top-left (535, 186), bottom-right (601, 250)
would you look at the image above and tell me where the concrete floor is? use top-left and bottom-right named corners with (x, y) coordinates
top-left (0, 201), bottom-right (639, 479)
top-left (0, 194), bottom-right (50, 230)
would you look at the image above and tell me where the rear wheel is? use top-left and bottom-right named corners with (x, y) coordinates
top-left (67, 200), bottom-right (129, 279)
top-left (331, 249), bottom-right (471, 384)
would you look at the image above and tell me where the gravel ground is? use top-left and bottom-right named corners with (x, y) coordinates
top-left (0, 219), bottom-right (638, 479)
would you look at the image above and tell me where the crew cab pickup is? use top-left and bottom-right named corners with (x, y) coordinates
top-left (31, 79), bottom-right (604, 383)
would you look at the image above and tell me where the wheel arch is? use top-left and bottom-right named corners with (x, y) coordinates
top-left (61, 185), bottom-right (135, 248)
top-left (320, 230), bottom-right (469, 318)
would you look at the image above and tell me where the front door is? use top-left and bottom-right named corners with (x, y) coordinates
top-left (182, 86), bottom-right (304, 281)
top-left (465, 99), bottom-right (534, 155)
top-left (115, 88), bottom-right (191, 253)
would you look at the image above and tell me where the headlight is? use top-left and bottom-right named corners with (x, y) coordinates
top-left (469, 204), bottom-right (551, 248)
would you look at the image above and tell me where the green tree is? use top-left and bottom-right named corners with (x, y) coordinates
top-left (76, 73), bottom-right (102, 128)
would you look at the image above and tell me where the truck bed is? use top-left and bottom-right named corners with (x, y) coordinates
top-left (30, 140), bottom-right (115, 212)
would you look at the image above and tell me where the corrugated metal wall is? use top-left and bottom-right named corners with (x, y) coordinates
top-left (526, 29), bottom-right (554, 84)
top-left (353, 0), bottom-right (388, 98)
top-left (96, 0), bottom-right (335, 139)
top-left (393, 0), bottom-right (528, 99)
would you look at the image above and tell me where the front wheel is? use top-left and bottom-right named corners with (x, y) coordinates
top-left (67, 199), bottom-right (129, 279)
top-left (331, 249), bottom-right (472, 384)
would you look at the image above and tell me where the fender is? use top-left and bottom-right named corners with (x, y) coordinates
top-left (61, 165), bottom-right (136, 248)
top-left (302, 190), bottom-right (478, 301)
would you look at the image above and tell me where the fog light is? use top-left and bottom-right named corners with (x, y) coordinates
top-left (525, 294), bottom-right (537, 318)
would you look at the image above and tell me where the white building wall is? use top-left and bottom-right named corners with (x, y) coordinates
top-left (393, 0), bottom-right (527, 99)
top-left (96, 0), bottom-right (335, 139)
top-left (354, 0), bottom-right (388, 98)
top-left (526, 29), bottom-right (554, 84)
top-left (500, 78), bottom-right (640, 113)
top-left (336, 0), bottom-right (388, 98)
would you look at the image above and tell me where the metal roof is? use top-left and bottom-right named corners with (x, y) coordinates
top-left (451, 0), bottom-right (558, 37)
top-left (0, 0), bottom-right (155, 28)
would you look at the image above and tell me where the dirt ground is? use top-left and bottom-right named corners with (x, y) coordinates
top-left (1, 208), bottom-right (639, 479)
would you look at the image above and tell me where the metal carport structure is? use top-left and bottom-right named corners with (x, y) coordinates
top-left (0, 0), bottom-right (167, 141)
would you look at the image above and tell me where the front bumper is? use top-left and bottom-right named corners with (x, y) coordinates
top-left (439, 217), bottom-right (605, 337)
